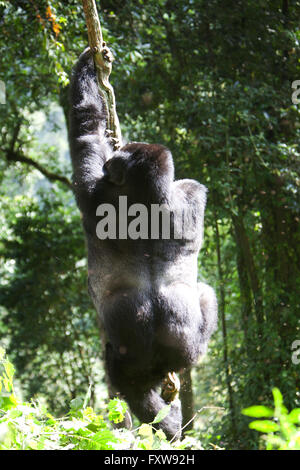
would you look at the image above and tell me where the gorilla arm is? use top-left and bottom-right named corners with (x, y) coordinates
top-left (69, 48), bottom-right (113, 206)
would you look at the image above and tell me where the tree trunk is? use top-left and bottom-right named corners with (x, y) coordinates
top-left (214, 216), bottom-right (237, 440)
top-left (232, 213), bottom-right (264, 328)
top-left (179, 368), bottom-right (194, 434)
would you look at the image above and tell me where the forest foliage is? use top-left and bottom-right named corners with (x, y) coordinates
top-left (1, 348), bottom-right (299, 450)
top-left (0, 0), bottom-right (300, 450)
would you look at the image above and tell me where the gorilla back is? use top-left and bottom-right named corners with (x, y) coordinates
top-left (69, 48), bottom-right (217, 440)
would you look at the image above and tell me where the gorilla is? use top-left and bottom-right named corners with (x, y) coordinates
top-left (69, 47), bottom-right (217, 439)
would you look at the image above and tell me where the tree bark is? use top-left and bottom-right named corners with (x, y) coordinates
top-left (232, 213), bottom-right (264, 327)
top-left (82, 0), bottom-right (122, 148)
top-left (235, 243), bottom-right (252, 352)
top-left (214, 216), bottom-right (237, 439)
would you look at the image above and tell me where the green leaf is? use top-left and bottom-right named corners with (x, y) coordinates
top-left (3, 376), bottom-right (11, 392)
top-left (107, 398), bottom-right (127, 424)
top-left (139, 423), bottom-right (153, 438)
top-left (249, 420), bottom-right (280, 433)
top-left (288, 408), bottom-right (300, 424)
top-left (272, 388), bottom-right (288, 417)
top-left (152, 404), bottom-right (171, 424)
top-left (242, 406), bottom-right (274, 418)
top-left (8, 409), bottom-right (22, 419)
top-left (0, 347), bottom-right (5, 361)
top-left (83, 383), bottom-right (92, 409)
top-left (90, 430), bottom-right (118, 450)
top-left (0, 395), bottom-right (17, 411)
top-left (155, 429), bottom-right (167, 440)
top-left (69, 397), bottom-right (83, 411)
top-left (4, 361), bottom-right (15, 381)
top-left (272, 388), bottom-right (283, 408)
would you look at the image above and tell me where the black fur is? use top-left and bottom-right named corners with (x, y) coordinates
top-left (69, 48), bottom-right (218, 439)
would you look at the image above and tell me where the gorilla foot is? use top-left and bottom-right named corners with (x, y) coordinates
top-left (161, 372), bottom-right (180, 403)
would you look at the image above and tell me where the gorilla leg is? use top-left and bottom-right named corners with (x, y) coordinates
top-left (99, 329), bottom-right (133, 430)
top-left (129, 388), bottom-right (182, 440)
top-left (105, 343), bottom-right (182, 440)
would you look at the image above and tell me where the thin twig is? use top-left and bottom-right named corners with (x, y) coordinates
top-left (170, 406), bottom-right (225, 444)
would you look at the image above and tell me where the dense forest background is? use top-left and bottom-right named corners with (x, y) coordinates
top-left (0, 0), bottom-right (299, 450)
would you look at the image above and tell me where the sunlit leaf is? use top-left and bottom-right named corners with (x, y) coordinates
top-left (242, 406), bottom-right (274, 418)
top-left (152, 405), bottom-right (171, 424)
top-left (249, 420), bottom-right (280, 433)
top-left (288, 408), bottom-right (300, 424)
top-left (107, 398), bottom-right (127, 424)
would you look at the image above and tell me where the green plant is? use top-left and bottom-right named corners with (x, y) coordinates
top-left (242, 388), bottom-right (300, 450)
top-left (0, 348), bottom-right (202, 450)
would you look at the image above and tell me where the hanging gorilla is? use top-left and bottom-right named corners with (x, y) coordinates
top-left (69, 47), bottom-right (217, 440)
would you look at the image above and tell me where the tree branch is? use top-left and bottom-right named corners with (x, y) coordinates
top-left (82, 0), bottom-right (122, 149)
top-left (5, 150), bottom-right (72, 189)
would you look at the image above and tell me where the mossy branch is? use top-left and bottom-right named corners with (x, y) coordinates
top-left (82, 0), bottom-right (122, 149)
